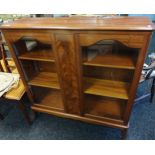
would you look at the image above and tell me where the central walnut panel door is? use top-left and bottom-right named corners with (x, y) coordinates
top-left (53, 34), bottom-right (82, 115)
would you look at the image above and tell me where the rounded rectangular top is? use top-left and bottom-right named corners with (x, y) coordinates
top-left (0, 16), bottom-right (154, 31)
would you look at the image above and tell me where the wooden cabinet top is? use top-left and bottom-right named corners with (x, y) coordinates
top-left (0, 16), bottom-right (154, 31)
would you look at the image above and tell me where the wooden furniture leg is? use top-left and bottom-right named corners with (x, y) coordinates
top-left (18, 100), bottom-right (32, 125)
top-left (150, 78), bottom-right (155, 103)
top-left (0, 113), bottom-right (4, 120)
top-left (121, 128), bottom-right (128, 140)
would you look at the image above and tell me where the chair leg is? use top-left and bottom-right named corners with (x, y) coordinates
top-left (150, 78), bottom-right (155, 103)
top-left (18, 100), bottom-right (32, 125)
top-left (0, 113), bottom-right (4, 120)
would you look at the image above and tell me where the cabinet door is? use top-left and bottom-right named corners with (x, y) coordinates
top-left (53, 34), bottom-right (82, 115)
top-left (3, 30), bottom-right (65, 113)
top-left (78, 31), bottom-right (151, 124)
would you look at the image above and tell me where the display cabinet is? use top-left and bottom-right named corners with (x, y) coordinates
top-left (1, 16), bottom-right (154, 138)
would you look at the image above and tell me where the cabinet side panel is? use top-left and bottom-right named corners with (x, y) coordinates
top-left (53, 34), bottom-right (81, 115)
top-left (124, 32), bottom-right (152, 124)
top-left (2, 30), bottom-right (34, 102)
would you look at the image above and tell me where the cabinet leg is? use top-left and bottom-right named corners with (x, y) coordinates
top-left (18, 100), bottom-right (32, 125)
top-left (121, 128), bottom-right (128, 140)
top-left (34, 111), bottom-right (40, 119)
top-left (30, 110), bottom-right (40, 121)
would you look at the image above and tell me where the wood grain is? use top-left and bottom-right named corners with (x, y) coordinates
top-left (19, 48), bottom-right (54, 62)
top-left (79, 33), bottom-right (146, 48)
top-left (1, 17), bottom-right (153, 132)
top-left (84, 95), bottom-right (126, 120)
top-left (84, 77), bottom-right (129, 100)
top-left (123, 32), bottom-right (152, 123)
top-left (83, 66), bottom-right (134, 83)
top-left (83, 51), bottom-right (135, 69)
top-left (0, 16), bottom-right (154, 31)
top-left (53, 34), bottom-right (81, 115)
top-left (4, 79), bottom-right (26, 100)
top-left (32, 87), bottom-right (64, 112)
top-left (28, 72), bottom-right (60, 89)
top-left (31, 104), bottom-right (127, 129)
top-left (3, 33), bottom-right (33, 103)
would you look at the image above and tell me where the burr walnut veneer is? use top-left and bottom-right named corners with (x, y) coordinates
top-left (1, 16), bottom-right (154, 138)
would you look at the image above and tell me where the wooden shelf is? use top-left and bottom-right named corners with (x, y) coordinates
top-left (83, 52), bottom-right (136, 70)
top-left (84, 77), bottom-right (129, 100)
top-left (32, 88), bottom-right (64, 112)
top-left (18, 48), bottom-right (55, 62)
top-left (28, 72), bottom-right (60, 89)
top-left (84, 95), bottom-right (126, 120)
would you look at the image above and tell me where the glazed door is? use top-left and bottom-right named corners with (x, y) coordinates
top-left (78, 31), bottom-right (151, 125)
top-left (3, 30), bottom-right (65, 113)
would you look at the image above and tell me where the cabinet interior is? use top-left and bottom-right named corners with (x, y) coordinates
top-left (13, 37), bottom-right (54, 62)
top-left (31, 86), bottom-right (64, 112)
top-left (84, 94), bottom-right (126, 120)
top-left (13, 37), bottom-right (63, 110)
top-left (81, 40), bottom-right (140, 121)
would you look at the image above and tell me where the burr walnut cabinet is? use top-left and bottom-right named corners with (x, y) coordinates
top-left (1, 16), bottom-right (154, 138)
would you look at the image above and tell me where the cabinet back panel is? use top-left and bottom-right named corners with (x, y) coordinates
top-left (38, 62), bottom-right (57, 72)
top-left (20, 60), bottom-right (57, 80)
top-left (83, 66), bottom-right (134, 83)
top-left (84, 94), bottom-right (127, 120)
